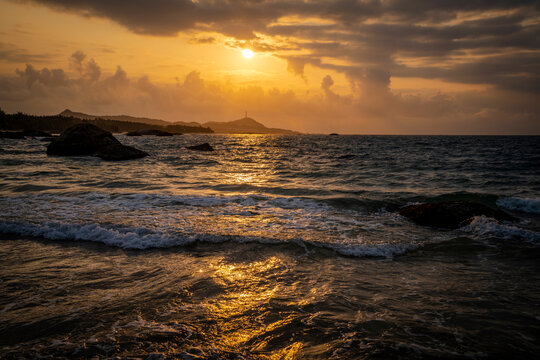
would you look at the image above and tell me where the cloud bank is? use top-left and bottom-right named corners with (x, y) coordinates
top-left (2, 0), bottom-right (539, 133)
top-left (20, 0), bottom-right (540, 95)
top-left (1, 52), bottom-right (538, 134)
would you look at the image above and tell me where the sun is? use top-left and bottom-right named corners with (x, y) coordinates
top-left (242, 49), bottom-right (254, 59)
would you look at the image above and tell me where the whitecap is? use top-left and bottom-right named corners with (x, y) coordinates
top-left (462, 215), bottom-right (540, 242)
top-left (497, 197), bottom-right (540, 214)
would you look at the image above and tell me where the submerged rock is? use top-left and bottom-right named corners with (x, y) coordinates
top-left (399, 201), bottom-right (515, 229)
top-left (94, 143), bottom-right (149, 161)
top-left (47, 123), bottom-right (148, 160)
top-left (186, 142), bottom-right (214, 151)
top-left (126, 129), bottom-right (174, 136)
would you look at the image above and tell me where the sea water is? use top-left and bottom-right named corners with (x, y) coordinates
top-left (0, 134), bottom-right (539, 358)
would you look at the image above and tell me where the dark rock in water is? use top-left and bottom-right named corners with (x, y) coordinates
top-left (399, 201), bottom-right (516, 229)
top-left (94, 143), bottom-right (148, 161)
top-left (126, 129), bottom-right (174, 136)
top-left (47, 123), bottom-right (120, 156)
top-left (0, 131), bottom-right (25, 139)
top-left (330, 133), bottom-right (339, 136)
top-left (47, 123), bottom-right (148, 160)
top-left (186, 142), bottom-right (214, 151)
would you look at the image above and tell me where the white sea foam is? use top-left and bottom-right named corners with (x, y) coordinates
top-left (496, 197), bottom-right (540, 214)
top-left (0, 220), bottom-right (186, 249)
top-left (462, 216), bottom-right (540, 242)
top-left (323, 242), bottom-right (415, 258)
top-left (0, 191), bottom-right (457, 257)
top-left (0, 218), bottom-right (416, 257)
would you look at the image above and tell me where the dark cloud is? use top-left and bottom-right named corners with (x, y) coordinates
top-left (2, 54), bottom-right (537, 134)
top-left (84, 58), bottom-right (101, 82)
top-left (15, 64), bottom-right (69, 88)
top-left (23, 0), bottom-right (539, 93)
top-left (189, 36), bottom-right (216, 44)
top-left (5, 0), bottom-right (540, 129)
top-left (70, 50), bottom-right (86, 73)
top-left (225, 37), bottom-right (297, 53)
top-left (321, 74), bottom-right (334, 91)
top-left (0, 42), bottom-right (53, 63)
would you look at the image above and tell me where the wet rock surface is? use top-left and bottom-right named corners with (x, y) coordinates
top-left (399, 201), bottom-right (516, 228)
top-left (47, 123), bottom-right (148, 160)
top-left (186, 143), bottom-right (214, 151)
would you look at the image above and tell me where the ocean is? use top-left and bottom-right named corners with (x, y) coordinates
top-left (1, 134), bottom-right (539, 359)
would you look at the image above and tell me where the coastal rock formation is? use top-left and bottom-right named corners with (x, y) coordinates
top-left (203, 116), bottom-right (297, 134)
top-left (399, 201), bottom-right (515, 229)
top-left (47, 123), bottom-right (148, 160)
top-left (94, 143), bottom-right (149, 160)
top-left (126, 129), bottom-right (175, 136)
top-left (186, 143), bottom-right (214, 151)
top-left (47, 123), bottom-right (119, 155)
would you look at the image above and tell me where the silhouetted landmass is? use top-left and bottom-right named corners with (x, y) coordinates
top-left (0, 108), bottom-right (298, 135)
top-left (61, 109), bottom-right (204, 128)
top-left (203, 116), bottom-right (298, 134)
top-left (399, 201), bottom-right (516, 229)
top-left (186, 142), bottom-right (214, 151)
top-left (126, 129), bottom-right (177, 136)
top-left (47, 123), bottom-right (148, 161)
top-left (0, 110), bottom-right (213, 134)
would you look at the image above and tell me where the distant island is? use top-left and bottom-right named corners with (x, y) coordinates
top-left (59, 110), bottom-right (203, 128)
top-left (203, 116), bottom-right (298, 134)
top-left (0, 109), bottom-right (298, 135)
top-left (0, 109), bottom-right (213, 134)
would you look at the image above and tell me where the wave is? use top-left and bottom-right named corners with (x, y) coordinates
top-left (496, 197), bottom-right (540, 214)
top-left (0, 220), bottom-right (415, 258)
top-left (461, 216), bottom-right (540, 242)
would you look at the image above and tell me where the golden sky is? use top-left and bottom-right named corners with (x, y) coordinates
top-left (1, 0), bottom-right (539, 134)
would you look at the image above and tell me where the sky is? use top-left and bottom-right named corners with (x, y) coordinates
top-left (0, 0), bottom-right (539, 134)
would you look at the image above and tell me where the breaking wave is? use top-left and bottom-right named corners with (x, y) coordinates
top-left (497, 197), bottom-right (540, 214)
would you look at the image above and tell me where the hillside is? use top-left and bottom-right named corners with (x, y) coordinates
top-left (204, 117), bottom-right (298, 134)
top-left (0, 111), bottom-right (213, 134)
top-left (1, 108), bottom-right (297, 135)
top-left (59, 109), bottom-right (198, 127)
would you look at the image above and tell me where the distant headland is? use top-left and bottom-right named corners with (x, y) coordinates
top-left (0, 108), bottom-right (298, 135)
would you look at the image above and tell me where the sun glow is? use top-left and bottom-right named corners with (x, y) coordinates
top-left (242, 49), bottom-right (254, 59)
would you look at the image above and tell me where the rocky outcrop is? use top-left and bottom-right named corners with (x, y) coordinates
top-left (47, 123), bottom-right (148, 160)
top-left (126, 129), bottom-right (175, 136)
top-left (186, 143), bottom-right (214, 151)
top-left (399, 201), bottom-right (515, 229)
top-left (47, 123), bottom-right (119, 156)
top-left (94, 143), bottom-right (148, 160)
